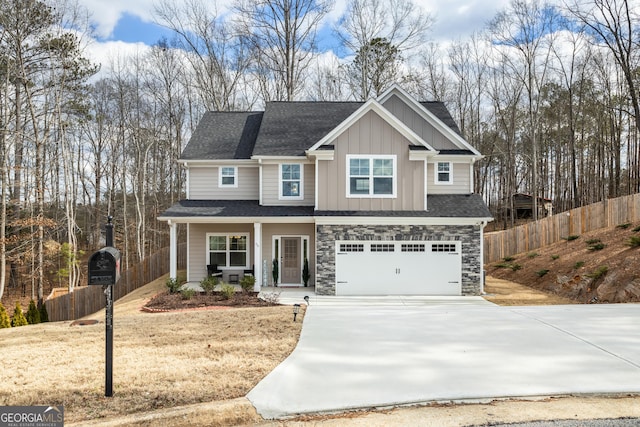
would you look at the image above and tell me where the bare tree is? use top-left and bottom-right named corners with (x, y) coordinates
top-left (235, 0), bottom-right (333, 101)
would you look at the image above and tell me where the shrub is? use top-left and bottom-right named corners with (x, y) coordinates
top-left (587, 265), bottom-right (608, 280)
top-left (633, 225), bottom-right (640, 232)
top-left (551, 255), bottom-right (560, 260)
top-left (272, 259), bottom-right (279, 285)
top-left (0, 303), bottom-right (11, 328)
top-left (616, 223), bottom-right (632, 229)
top-left (628, 235), bottom-right (640, 248)
top-left (26, 300), bottom-right (40, 324)
top-left (220, 282), bottom-right (235, 300)
top-left (563, 235), bottom-right (580, 241)
top-left (302, 258), bottom-right (310, 287)
top-left (509, 263), bottom-right (522, 271)
top-left (588, 242), bottom-right (606, 251)
top-left (527, 252), bottom-right (539, 258)
top-left (200, 276), bottom-right (218, 294)
top-left (11, 302), bottom-right (28, 327)
top-left (180, 288), bottom-right (195, 300)
top-left (495, 262), bottom-right (510, 269)
top-left (574, 261), bottom-right (585, 269)
top-left (536, 269), bottom-right (549, 277)
top-left (39, 302), bottom-right (48, 323)
top-left (166, 277), bottom-right (181, 294)
top-left (260, 292), bottom-right (280, 304)
top-left (240, 275), bottom-right (255, 293)
top-left (503, 256), bottom-right (515, 262)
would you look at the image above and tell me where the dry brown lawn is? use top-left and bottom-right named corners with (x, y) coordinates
top-left (0, 274), bottom-right (303, 425)
top-left (483, 276), bottom-right (577, 306)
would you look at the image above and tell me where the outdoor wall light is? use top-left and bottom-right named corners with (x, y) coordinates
top-left (293, 304), bottom-right (301, 322)
top-left (304, 295), bottom-right (309, 305)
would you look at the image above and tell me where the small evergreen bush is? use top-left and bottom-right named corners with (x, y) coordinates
top-left (26, 300), bottom-right (40, 324)
top-left (536, 269), bottom-right (549, 277)
top-left (503, 256), bottom-right (515, 262)
top-left (11, 302), bottom-right (28, 327)
top-left (585, 238), bottom-right (601, 245)
top-left (633, 225), bottom-right (640, 232)
top-left (551, 254), bottom-right (560, 260)
top-left (220, 282), bottom-right (235, 300)
top-left (509, 263), bottom-right (522, 271)
top-left (563, 235), bottom-right (580, 241)
top-left (180, 288), bottom-right (195, 300)
top-left (0, 303), bottom-right (11, 328)
top-left (574, 261), bottom-right (585, 269)
top-left (527, 252), bottom-right (539, 258)
top-left (200, 276), bottom-right (218, 294)
top-left (166, 277), bottom-right (181, 294)
top-left (616, 223), bottom-right (632, 229)
top-left (240, 275), bottom-right (255, 293)
top-left (302, 258), bottom-right (310, 287)
top-left (39, 302), bottom-right (48, 323)
top-left (628, 235), bottom-right (640, 248)
top-left (588, 242), bottom-right (606, 251)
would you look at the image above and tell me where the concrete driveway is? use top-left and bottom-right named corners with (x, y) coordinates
top-left (247, 297), bottom-right (640, 419)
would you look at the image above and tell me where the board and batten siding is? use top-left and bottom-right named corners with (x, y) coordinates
top-left (261, 163), bottom-right (315, 206)
top-left (188, 166), bottom-right (259, 200)
top-left (427, 162), bottom-right (472, 194)
top-left (382, 94), bottom-right (459, 150)
top-left (317, 110), bottom-right (425, 211)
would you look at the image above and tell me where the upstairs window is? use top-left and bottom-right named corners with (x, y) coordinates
top-left (347, 155), bottom-right (396, 197)
top-left (219, 166), bottom-right (237, 188)
top-left (436, 162), bottom-right (452, 184)
top-left (279, 164), bottom-right (303, 199)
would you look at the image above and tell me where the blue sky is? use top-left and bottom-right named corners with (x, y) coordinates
top-left (77, 0), bottom-right (513, 65)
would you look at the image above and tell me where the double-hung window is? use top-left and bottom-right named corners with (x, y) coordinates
top-left (219, 166), bottom-right (237, 188)
top-left (279, 164), bottom-right (303, 199)
top-left (207, 233), bottom-right (249, 268)
top-left (435, 162), bottom-right (452, 184)
top-left (347, 155), bottom-right (396, 197)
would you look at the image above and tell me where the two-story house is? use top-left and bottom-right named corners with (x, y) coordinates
top-left (158, 85), bottom-right (493, 296)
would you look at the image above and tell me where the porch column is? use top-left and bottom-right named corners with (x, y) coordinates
top-left (253, 222), bottom-right (262, 291)
top-left (169, 220), bottom-right (177, 280)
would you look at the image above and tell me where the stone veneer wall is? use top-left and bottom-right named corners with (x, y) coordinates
top-left (315, 224), bottom-right (482, 296)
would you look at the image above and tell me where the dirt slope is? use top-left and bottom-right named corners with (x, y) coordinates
top-left (487, 222), bottom-right (640, 303)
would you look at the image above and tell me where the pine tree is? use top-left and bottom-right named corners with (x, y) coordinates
top-left (26, 300), bottom-right (40, 324)
top-left (11, 302), bottom-right (28, 327)
top-left (0, 302), bottom-right (10, 328)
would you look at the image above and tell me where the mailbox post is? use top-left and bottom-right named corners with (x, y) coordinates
top-left (88, 217), bottom-right (120, 397)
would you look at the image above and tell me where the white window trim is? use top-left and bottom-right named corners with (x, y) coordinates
top-left (346, 154), bottom-right (397, 198)
top-left (218, 166), bottom-right (238, 188)
top-left (206, 233), bottom-right (250, 269)
top-left (435, 161), bottom-right (453, 185)
top-left (279, 163), bottom-right (304, 200)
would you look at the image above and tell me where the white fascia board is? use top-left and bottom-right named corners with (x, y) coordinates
top-left (306, 150), bottom-right (334, 161)
top-left (308, 99), bottom-right (436, 152)
top-left (377, 85), bottom-right (482, 156)
top-left (432, 154), bottom-right (479, 163)
top-left (157, 216), bottom-right (315, 224)
top-left (409, 151), bottom-right (435, 161)
top-left (180, 159), bottom-right (258, 167)
top-left (314, 216), bottom-right (493, 226)
top-left (251, 156), bottom-right (313, 164)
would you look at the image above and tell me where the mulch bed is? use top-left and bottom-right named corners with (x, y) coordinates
top-left (142, 291), bottom-right (276, 312)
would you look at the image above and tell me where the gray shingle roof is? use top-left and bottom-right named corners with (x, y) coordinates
top-left (180, 100), bottom-right (466, 159)
top-left (181, 112), bottom-right (263, 160)
top-left (251, 102), bottom-right (362, 156)
top-left (159, 195), bottom-right (492, 219)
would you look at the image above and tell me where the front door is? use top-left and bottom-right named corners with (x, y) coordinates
top-left (281, 237), bottom-right (301, 285)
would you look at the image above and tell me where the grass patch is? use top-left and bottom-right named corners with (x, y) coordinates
top-left (563, 235), bottom-right (580, 241)
top-left (633, 225), bottom-right (640, 232)
top-left (527, 252), bottom-right (539, 258)
top-left (587, 265), bottom-right (608, 279)
top-left (550, 254), bottom-right (560, 260)
top-left (574, 261), bottom-right (585, 269)
top-left (0, 274), bottom-right (303, 424)
top-left (495, 262), bottom-right (521, 271)
top-left (588, 242), bottom-right (606, 251)
top-left (585, 238), bottom-right (601, 245)
top-left (616, 223), bottom-right (632, 229)
top-left (502, 256), bottom-right (515, 262)
top-left (536, 269), bottom-right (549, 277)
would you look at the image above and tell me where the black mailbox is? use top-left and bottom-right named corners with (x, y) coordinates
top-left (88, 247), bottom-right (121, 286)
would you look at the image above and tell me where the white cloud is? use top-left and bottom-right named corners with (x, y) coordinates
top-left (77, 0), bottom-right (159, 38)
top-left (84, 39), bottom-right (152, 76)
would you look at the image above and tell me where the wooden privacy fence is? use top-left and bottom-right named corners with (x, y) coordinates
top-left (45, 243), bottom-right (186, 322)
top-left (484, 193), bottom-right (640, 264)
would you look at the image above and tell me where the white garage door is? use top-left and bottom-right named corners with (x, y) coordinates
top-left (335, 241), bottom-right (462, 296)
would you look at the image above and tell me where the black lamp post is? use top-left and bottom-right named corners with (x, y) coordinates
top-left (293, 304), bottom-right (300, 322)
